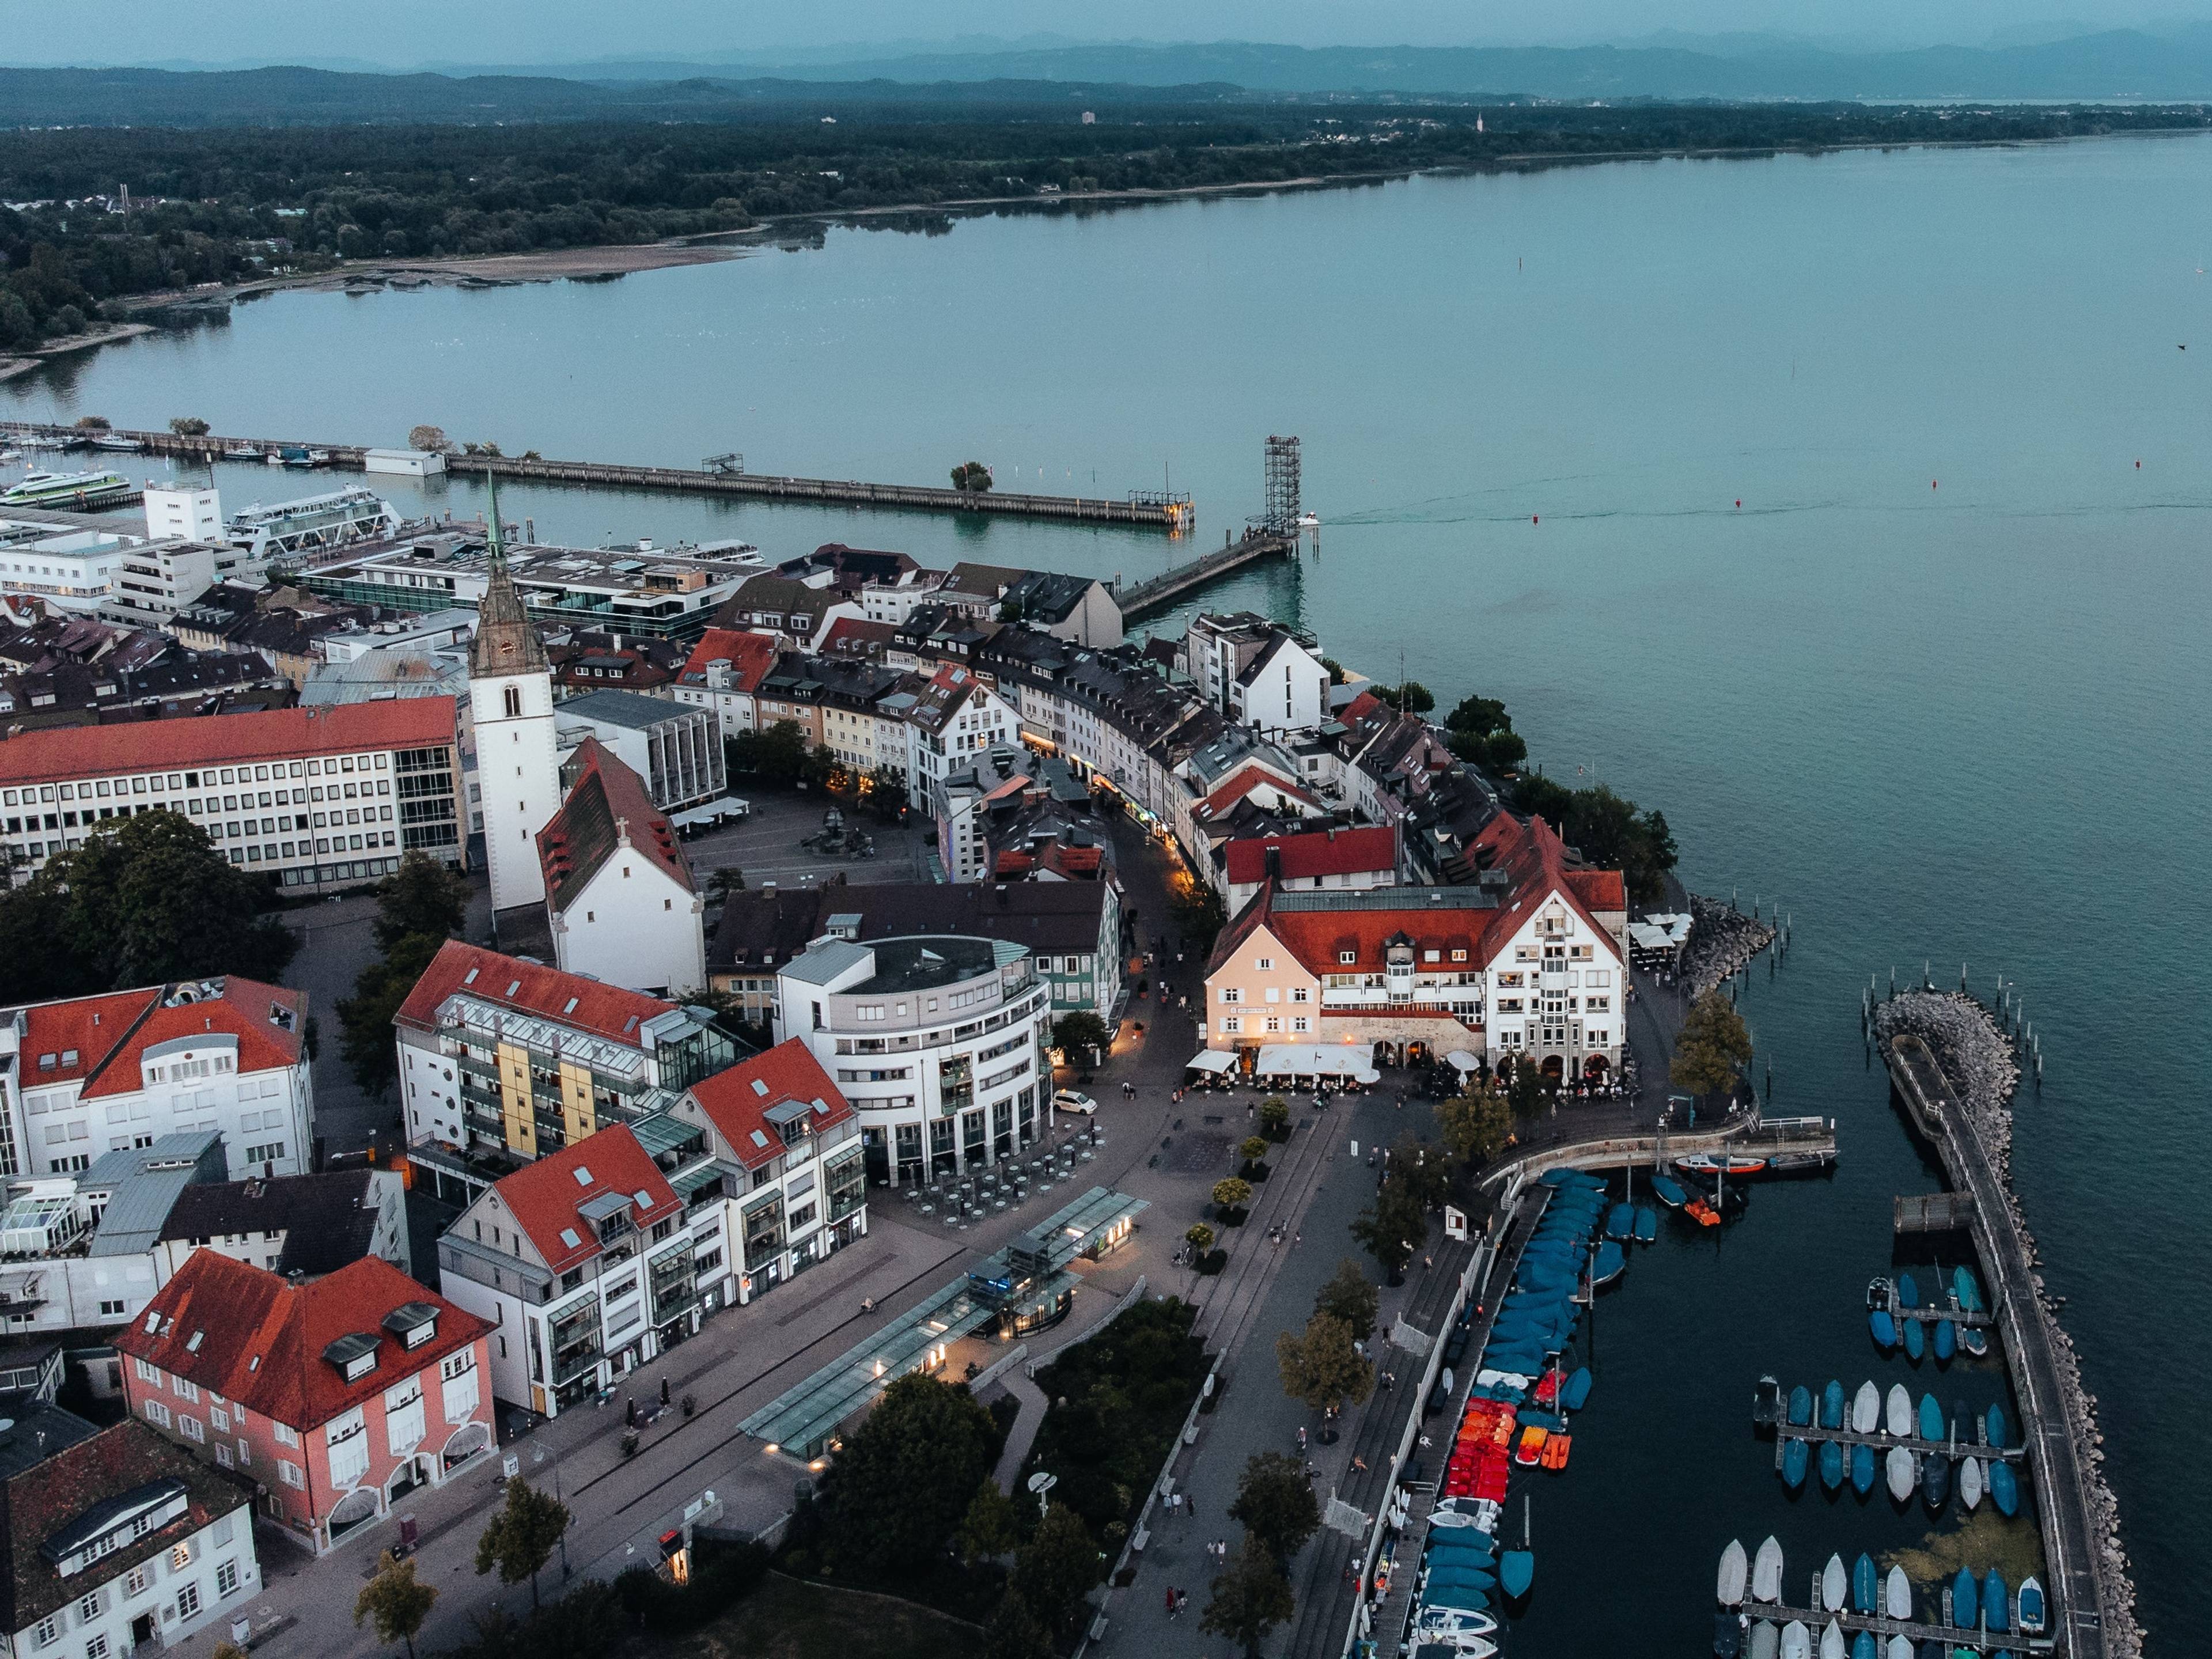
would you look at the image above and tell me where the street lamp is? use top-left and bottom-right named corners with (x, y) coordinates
top-left (532, 1446), bottom-right (572, 1578)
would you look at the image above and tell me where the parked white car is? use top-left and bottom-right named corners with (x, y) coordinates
top-left (1052, 1089), bottom-right (1099, 1116)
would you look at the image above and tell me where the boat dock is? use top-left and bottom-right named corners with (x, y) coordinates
top-left (1884, 1034), bottom-right (2113, 1659)
top-left (1765, 1415), bottom-right (2026, 1467)
top-left (1476, 1112), bottom-right (1839, 1195)
top-left (0, 420), bottom-right (1196, 531)
top-left (1869, 1279), bottom-right (1994, 1330)
top-left (1740, 1600), bottom-right (2051, 1656)
top-left (1112, 529), bottom-right (1299, 619)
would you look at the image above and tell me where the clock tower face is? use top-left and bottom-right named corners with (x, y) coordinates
top-left (499, 639), bottom-right (516, 659)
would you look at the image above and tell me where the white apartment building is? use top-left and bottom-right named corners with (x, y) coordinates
top-left (0, 528), bottom-right (132, 615)
top-left (775, 933), bottom-right (1054, 1188)
top-left (103, 539), bottom-right (266, 628)
top-left (1184, 612), bottom-right (1330, 740)
top-left (540, 743), bottom-right (706, 997)
top-left (902, 666), bottom-right (1021, 869)
top-left (142, 483), bottom-right (223, 544)
top-left (0, 979), bottom-right (313, 1183)
top-left (0, 1422), bottom-right (260, 1659)
top-left (0, 698), bottom-right (465, 893)
top-left (665, 627), bottom-right (781, 735)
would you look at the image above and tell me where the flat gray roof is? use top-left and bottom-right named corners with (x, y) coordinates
top-left (558, 688), bottom-right (698, 730)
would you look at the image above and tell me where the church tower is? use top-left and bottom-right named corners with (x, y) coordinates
top-left (468, 480), bottom-right (559, 912)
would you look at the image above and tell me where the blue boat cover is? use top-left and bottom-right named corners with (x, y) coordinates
top-left (1904, 1317), bottom-right (1926, 1361)
top-left (1934, 1320), bottom-right (1955, 1362)
top-left (1850, 1443), bottom-right (1876, 1496)
top-left (1868, 1310), bottom-right (1897, 1350)
top-left (1421, 1586), bottom-right (1494, 1614)
top-left (1787, 1386), bottom-right (1812, 1426)
top-left (1988, 1460), bottom-right (2019, 1517)
top-left (1820, 1441), bottom-right (1845, 1490)
top-left (1918, 1394), bottom-right (1944, 1442)
top-left (1821, 1381), bottom-right (1846, 1430)
top-left (1853, 1554), bottom-right (1877, 1613)
top-left (1562, 1367), bottom-right (1593, 1410)
top-left (1781, 1439), bottom-right (1809, 1490)
top-left (1986, 1403), bottom-right (2010, 1450)
top-left (1899, 1272), bottom-right (1920, 1309)
top-left (1651, 1175), bottom-right (1687, 1207)
top-left (1984, 1572), bottom-right (2009, 1633)
top-left (1852, 1632), bottom-right (1877, 1659)
top-left (1951, 1569), bottom-right (1978, 1629)
top-left (1633, 1207), bottom-right (1658, 1242)
top-left (1592, 1241), bottom-right (1626, 1282)
top-left (1498, 1550), bottom-right (1535, 1598)
top-left (1425, 1566), bottom-right (1496, 1592)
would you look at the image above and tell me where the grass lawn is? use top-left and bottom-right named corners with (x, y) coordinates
top-left (641, 1571), bottom-right (981, 1659)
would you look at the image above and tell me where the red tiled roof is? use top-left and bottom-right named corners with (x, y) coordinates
top-left (1566, 868), bottom-right (1626, 912)
top-left (12, 978), bottom-right (304, 1098)
top-left (677, 628), bottom-right (781, 692)
top-left (11, 990), bottom-right (158, 1087)
top-left (1040, 840), bottom-right (1103, 878)
top-left (0, 698), bottom-right (456, 787)
top-left (538, 738), bottom-right (693, 910)
top-left (489, 1125), bottom-right (683, 1272)
top-left (684, 1040), bottom-right (853, 1171)
top-left (821, 618), bottom-right (896, 656)
top-left (114, 1253), bottom-right (491, 1431)
top-left (1225, 825), bottom-right (1397, 886)
top-left (393, 940), bottom-right (676, 1047)
top-left (1199, 763), bottom-right (1318, 822)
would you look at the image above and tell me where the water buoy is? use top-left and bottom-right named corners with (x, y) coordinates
top-left (1932, 480), bottom-right (1938, 490)
top-left (1532, 515), bottom-right (1539, 524)
top-left (2135, 459), bottom-right (2141, 468)
top-left (1735, 499), bottom-right (1741, 509)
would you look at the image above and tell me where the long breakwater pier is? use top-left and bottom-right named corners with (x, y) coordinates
top-left (1883, 1033), bottom-right (2118, 1659)
top-left (1114, 528), bottom-right (1299, 619)
top-left (0, 421), bottom-right (1195, 530)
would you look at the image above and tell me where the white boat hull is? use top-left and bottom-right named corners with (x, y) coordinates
top-left (1752, 1536), bottom-right (1785, 1602)
top-left (1886, 1446), bottom-right (1916, 1502)
top-left (1851, 1380), bottom-right (1880, 1434)
top-left (1884, 1384), bottom-right (1912, 1438)
top-left (1885, 1565), bottom-right (1912, 1620)
top-left (1718, 1539), bottom-right (1749, 1606)
top-left (1820, 1555), bottom-right (1846, 1613)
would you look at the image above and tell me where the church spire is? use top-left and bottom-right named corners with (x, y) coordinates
top-left (469, 475), bottom-right (548, 677)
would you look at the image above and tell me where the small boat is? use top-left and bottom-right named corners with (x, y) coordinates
top-left (1885, 1385), bottom-right (1912, 1438)
top-left (1819, 1441), bottom-right (1844, 1491)
top-left (1850, 1634), bottom-right (1875, 1659)
top-left (2018, 1575), bottom-right (2047, 1634)
top-left (1898, 1271), bottom-right (1919, 1308)
top-left (1498, 1548), bottom-right (1533, 1599)
top-left (1959, 1455), bottom-right (1984, 1510)
top-left (1686, 1196), bottom-right (1723, 1227)
top-left (1787, 1386), bottom-right (1813, 1427)
top-left (1960, 1324), bottom-right (1988, 1358)
top-left (1715, 1615), bottom-right (1746, 1658)
top-left (1750, 1620), bottom-right (1780, 1659)
top-left (1782, 1439), bottom-right (1809, 1490)
top-left (1819, 1619), bottom-right (1845, 1659)
top-left (89, 433), bottom-right (143, 452)
top-left (1562, 1368), bottom-right (1592, 1411)
top-left (1752, 1536), bottom-right (1784, 1602)
top-left (1950, 1568), bottom-right (1978, 1630)
top-left (1592, 1241), bottom-right (1626, 1285)
top-left (1852, 1554), bottom-right (1877, 1614)
top-left (1605, 1203), bottom-right (1635, 1241)
top-left (1513, 1426), bottom-right (1547, 1465)
top-left (1884, 1639), bottom-right (1911, 1659)
top-left (1677, 1152), bottom-right (1768, 1176)
top-left (1952, 1266), bottom-right (1984, 1312)
top-left (1986, 1403), bottom-right (2011, 1449)
top-left (1718, 1539), bottom-right (1749, 1606)
top-left (1885, 1446), bottom-right (1915, 1502)
top-left (1885, 1565), bottom-right (1911, 1620)
top-left (1779, 1619), bottom-right (1811, 1659)
top-left (1988, 1460), bottom-right (2019, 1517)
top-left (1921, 1453), bottom-right (1949, 1510)
top-left (1820, 1380), bottom-right (1845, 1431)
top-left (1933, 1319), bottom-right (1955, 1362)
top-left (1633, 1207), bottom-right (1658, 1243)
top-left (1851, 1381), bottom-right (1880, 1434)
top-left (1984, 1570), bottom-right (2010, 1634)
top-left (1868, 1309), bottom-right (1897, 1350)
top-left (1820, 1554), bottom-right (1846, 1612)
top-left (1753, 1376), bottom-right (1781, 1427)
top-left (1903, 1316), bottom-right (1925, 1361)
top-left (1917, 1394), bottom-right (1943, 1444)
top-left (1518, 1408), bottom-right (1568, 1433)
top-left (225, 444), bottom-right (263, 460)
top-left (1652, 1174), bottom-right (1687, 1208)
top-left (1850, 1442), bottom-right (1875, 1497)
top-left (1539, 1432), bottom-right (1571, 1470)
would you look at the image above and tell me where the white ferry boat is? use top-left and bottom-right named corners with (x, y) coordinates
top-left (1, 469), bottom-right (132, 507)
top-left (226, 485), bottom-right (400, 560)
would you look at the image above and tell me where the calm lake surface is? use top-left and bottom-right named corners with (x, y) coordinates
top-left (10, 133), bottom-right (2210, 1652)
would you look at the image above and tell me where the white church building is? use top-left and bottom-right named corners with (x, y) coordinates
top-left (469, 488), bottom-right (562, 915)
top-left (538, 738), bottom-right (706, 996)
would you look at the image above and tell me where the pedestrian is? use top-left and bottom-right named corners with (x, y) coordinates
top-left (660, 1376), bottom-right (671, 1406)
top-left (1294, 1230), bottom-right (1301, 1248)
top-left (1166, 1588), bottom-right (1178, 1616)
top-left (1187, 1497), bottom-right (1197, 1520)
top-left (1179, 1591), bottom-right (1191, 1616)
top-left (1247, 1103), bottom-right (1255, 1120)
top-left (1353, 1455), bottom-right (1368, 1473)
top-left (1423, 1254), bottom-right (1434, 1272)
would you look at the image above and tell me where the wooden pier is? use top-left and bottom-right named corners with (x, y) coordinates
top-left (1113, 529), bottom-right (1298, 619)
top-left (1767, 1416), bottom-right (2026, 1466)
top-left (1737, 1599), bottom-right (2052, 1656)
top-left (1896, 1190), bottom-right (1978, 1234)
top-left (1884, 1035), bottom-right (2112, 1659)
top-left (0, 420), bottom-right (1195, 531)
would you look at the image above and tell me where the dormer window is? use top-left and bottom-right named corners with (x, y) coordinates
top-left (322, 1332), bottom-right (380, 1382)
top-left (381, 1301), bottom-right (440, 1351)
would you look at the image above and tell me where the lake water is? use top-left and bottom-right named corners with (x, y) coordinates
top-left (10, 133), bottom-right (2211, 1652)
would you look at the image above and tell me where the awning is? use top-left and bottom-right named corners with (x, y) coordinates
top-left (1185, 1050), bottom-right (1237, 1074)
top-left (669, 795), bottom-right (751, 829)
top-left (1445, 1050), bottom-right (1483, 1073)
top-left (1252, 1045), bottom-right (1380, 1084)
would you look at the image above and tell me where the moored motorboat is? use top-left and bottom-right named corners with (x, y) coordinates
top-left (1787, 1385), bottom-right (1813, 1427)
top-left (1852, 1553), bottom-right (1877, 1614)
top-left (1850, 1442), bottom-right (1875, 1497)
top-left (1652, 1174), bottom-right (1687, 1208)
top-left (1933, 1318), bottom-right (1955, 1362)
top-left (1562, 1367), bottom-right (1592, 1411)
top-left (1605, 1203), bottom-right (1635, 1241)
top-left (1885, 1565), bottom-right (1911, 1620)
top-left (1952, 1265), bottom-right (1984, 1312)
top-left (1897, 1271), bottom-right (1920, 1308)
top-left (1513, 1426), bottom-right (1547, 1465)
top-left (1592, 1241), bottom-right (1626, 1285)
top-left (1686, 1196), bottom-right (1722, 1227)
top-left (1633, 1207), bottom-right (1658, 1243)
top-left (1715, 1614), bottom-right (1746, 1658)
top-left (1850, 1631), bottom-right (1875, 1659)
top-left (1678, 1152), bottom-right (1768, 1176)
top-left (1820, 1380), bottom-right (1845, 1430)
top-left (1749, 1620), bottom-right (1779, 1659)
top-left (1820, 1554), bottom-right (1846, 1612)
top-left (2017, 1575), bottom-right (2047, 1633)
top-left (1819, 1441), bottom-right (1844, 1491)
top-left (1539, 1433), bottom-right (1572, 1470)
top-left (1819, 1619), bottom-right (1844, 1659)
top-left (1950, 1568), bottom-right (1978, 1629)
top-left (1752, 1537), bottom-right (1785, 1603)
top-left (1988, 1459), bottom-right (2019, 1517)
top-left (1851, 1381), bottom-right (1880, 1434)
top-left (1984, 1570), bottom-right (2010, 1634)
top-left (1921, 1452), bottom-right (1950, 1510)
top-left (1781, 1438), bottom-right (1809, 1490)
top-left (1885, 1446), bottom-right (1915, 1502)
top-left (1884, 1638), bottom-right (1911, 1659)
top-left (1885, 1385), bottom-right (1912, 1438)
top-left (1718, 1539), bottom-right (1749, 1606)
top-left (1779, 1619), bottom-right (1811, 1659)
top-left (1960, 1324), bottom-right (1988, 1357)
top-left (1917, 1393), bottom-right (1943, 1443)
top-left (1985, 1402), bottom-right (2011, 1449)
top-left (1868, 1309), bottom-right (1897, 1350)
top-left (1903, 1316), bottom-right (1925, 1361)
top-left (1959, 1455), bottom-right (1984, 1510)
top-left (1498, 1548), bottom-right (1533, 1599)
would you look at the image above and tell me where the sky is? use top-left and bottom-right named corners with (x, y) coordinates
top-left (7, 1), bottom-right (2211, 69)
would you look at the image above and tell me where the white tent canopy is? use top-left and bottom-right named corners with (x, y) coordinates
top-left (1185, 1050), bottom-right (1237, 1075)
top-left (669, 795), bottom-right (751, 831)
top-left (1252, 1044), bottom-right (1381, 1084)
top-left (1445, 1050), bottom-right (1484, 1073)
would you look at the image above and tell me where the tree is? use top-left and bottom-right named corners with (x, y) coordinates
top-left (168, 415), bottom-right (210, 436)
top-left (1445, 694), bottom-right (1510, 737)
top-left (705, 866), bottom-right (747, 903)
top-left (951, 460), bottom-right (993, 493)
top-left (1202, 1533), bottom-right (1297, 1658)
top-left (815, 1373), bottom-right (997, 1571)
top-left (73, 414), bottom-right (110, 430)
top-left (1275, 1312), bottom-right (1373, 1416)
top-left (1313, 1258), bottom-right (1378, 1342)
top-left (1052, 1010), bottom-right (1111, 1059)
top-left (1320, 657), bottom-right (1345, 685)
top-left (736, 719), bottom-right (809, 784)
top-left (474, 1476), bottom-right (570, 1611)
top-left (1259, 1097), bottom-right (1290, 1137)
top-left (1184, 1222), bottom-right (1215, 1255)
top-left (1351, 1181), bottom-right (1426, 1279)
top-left (997, 600), bottom-right (1024, 622)
top-left (1010, 1501), bottom-right (1103, 1641)
top-left (1229, 1452), bottom-right (1320, 1566)
top-left (337, 931), bottom-right (445, 1096)
top-left (983, 1589), bottom-right (1053, 1659)
top-left (0, 811), bottom-right (297, 1005)
top-left (408, 424), bottom-right (451, 453)
top-left (355, 1550), bottom-right (438, 1659)
top-left (1438, 1085), bottom-right (1513, 1165)
top-left (1169, 880), bottom-right (1227, 945)
top-left (1673, 989), bottom-right (1753, 1101)
top-left (1386, 1135), bottom-right (1449, 1211)
top-left (372, 851), bottom-right (470, 951)
top-left (1505, 1058), bottom-right (1548, 1120)
top-left (1211, 1177), bottom-right (1252, 1218)
top-left (1373, 681), bottom-right (1434, 714)
top-left (958, 1481), bottom-right (1022, 1565)
top-left (1239, 1135), bottom-right (1271, 1176)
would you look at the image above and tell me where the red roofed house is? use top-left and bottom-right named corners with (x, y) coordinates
top-left (1224, 823), bottom-right (1399, 917)
top-left (665, 627), bottom-right (783, 736)
top-left (435, 1119), bottom-right (738, 1418)
top-left (668, 1039), bottom-right (866, 1298)
top-left (391, 942), bottom-right (736, 1196)
top-left (0, 976), bottom-right (312, 1181)
top-left (1204, 813), bottom-right (1628, 1082)
top-left (0, 696), bottom-right (463, 895)
top-left (539, 738), bottom-right (705, 996)
top-left (116, 1252), bottom-right (495, 1554)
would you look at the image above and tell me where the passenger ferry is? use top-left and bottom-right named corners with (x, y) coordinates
top-left (226, 485), bottom-right (400, 560)
top-left (1, 469), bottom-right (133, 507)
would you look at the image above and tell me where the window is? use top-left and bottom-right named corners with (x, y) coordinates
top-left (132, 1357), bottom-right (161, 1385)
top-left (175, 1581), bottom-right (200, 1620)
top-left (1292, 1017), bottom-right (1310, 1033)
top-left (278, 1459), bottom-right (304, 1488)
top-left (1338, 950), bottom-right (1357, 965)
top-left (171, 1540), bottom-right (194, 1570)
top-left (216, 1559), bottom-right (240, 1598)
top-left (1254, 957), bottom-right (1272, 971)
top-left (180, 1414), bottom-right (205, 1442)
top-left (1219, 1016), bottom-right (1241, 1035)
top-left (1290, 987), bottom-right (1310, 1003)
top-left (271, 1421), bottom-right (300, 1448)
top-left (78, 1589), bottom-right (103, 1621)
top-left (1218, 987), bottom-right (1241, 1003)
top-left (34, 1617), bottom-right (58, 1649)
top-left (84, 1637), bottom-right (109, 1659)
top-left (503, 686), bottom-right (522, 718)
top-left (126, 1566), bottom-right (150, 1597)
top-left (142, 1399), bottom-right (172, 1428)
